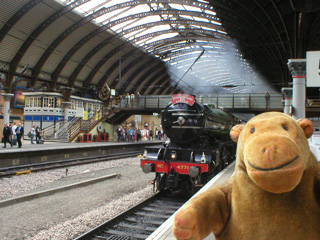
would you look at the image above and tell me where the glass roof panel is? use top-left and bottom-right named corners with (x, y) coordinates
top-left (58, 0), bottom-right (274, 94)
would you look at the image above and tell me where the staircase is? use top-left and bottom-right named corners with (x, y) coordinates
top-left (42, 118), bottom-right (82, 142)
top-left (42, 120), bottom-right (67, 141)
top-left (42, 107), bottom-right (112, 143)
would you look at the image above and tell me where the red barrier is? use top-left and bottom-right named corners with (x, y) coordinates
top-left (83, 133), bottom-right (92, 142)
top-left (101, 133), bottom-right (109, 142)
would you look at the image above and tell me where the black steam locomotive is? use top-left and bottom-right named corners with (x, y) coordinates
top-left (141, 94), bottom-right (239, 192)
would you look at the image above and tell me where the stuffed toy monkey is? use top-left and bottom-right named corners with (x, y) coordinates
top-left (173, 112), bottom-right (320, 240)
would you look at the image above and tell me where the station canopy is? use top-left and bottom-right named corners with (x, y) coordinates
top-left (59, 0), bottom-right (270, 95)
top-left (1, 0), bottom-right (320, 98)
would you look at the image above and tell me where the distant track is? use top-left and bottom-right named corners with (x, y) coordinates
top-left (74, 191), bottom-right (190, 240)
top-left (0, 151), bottom-right (141, 177)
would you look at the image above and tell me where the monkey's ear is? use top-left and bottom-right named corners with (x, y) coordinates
top-left (297, 118), bottom-right (314, 139)
top-left (230, 124), bottom-right (245, 143)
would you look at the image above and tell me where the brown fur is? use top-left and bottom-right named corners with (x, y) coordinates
top-left (173, 112), bottom-right (320, 240)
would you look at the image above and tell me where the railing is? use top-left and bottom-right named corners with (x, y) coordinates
top-left (107, 93), bottom-right (285, 110)
top-left (42, 119), bottom-right (67, 140)
top-left (68, 118), bottom-right (82, 142)
top-left (307, 99), bottom-right (320, 108)
top-left (67, 107), bottom-right (111, 142)
top-left (55, 117), bottom-right (80, 139)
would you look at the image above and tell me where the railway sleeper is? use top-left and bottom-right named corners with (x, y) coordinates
top-left (134, 212), bottom-right (171, 219)
top-left (148, 203), bottom-right (181, 210)
top-left (117, 223), bottom-right (158, 232)
top-left (141, 207), bottom-right (176, 214)
top-left (124, 217), bottom-right (164, 225)
top-left (103, 229), bottom-right (148, 239)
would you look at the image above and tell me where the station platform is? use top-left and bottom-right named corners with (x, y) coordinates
top-left (147, 161), bottom-right (235, 240)
top-left (0, 140), bottom-right (163, 169)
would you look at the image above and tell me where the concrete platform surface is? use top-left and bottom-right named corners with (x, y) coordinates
top-left (0, 139), bottom-right (162, 153)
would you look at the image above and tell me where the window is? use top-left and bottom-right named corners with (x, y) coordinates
top-left (25, 97), bottom-right (30, 107)
top-left (56, 98), bottom-right (61, 108)
top-left (77, 101), bottom-right (83, 109)
top-left (71, 100), bottom-right (76, 110)
top-left (88, 103), bottom-right (94, 112)
top-left (25, 97), bottom-right (42, 107)
top-left (43, 97), bottom-right (54, 108)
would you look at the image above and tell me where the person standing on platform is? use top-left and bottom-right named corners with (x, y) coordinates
top-left (149, 129), bottom-right (154, 141)
top-left (16, 123), bottom-right (24, 148)
top-left (128, 128), bottom-right (134, 142)
top-left (36, 125), bottom-right (41, 143)
top-left (31, 125), bottom-right (36, 144)
top-left (136, 129), bottom-right (141, 141)
top-left (265, 91), bottom-right (270, 108)
top-left (116, 126), bottom-right (122, 142)
top-left (11, 122), bottom-right (17, 141)
top-left (126, 93), bottom-right (130, 107)
top-left (2, 123), bottom-right (12, 148)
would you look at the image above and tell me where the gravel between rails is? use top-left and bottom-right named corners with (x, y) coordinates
top-left (0, 157), bottom-right (142, 200)
top-left (0, 157), bottom-right (157, 240)
top-left (30, 186), bottom-right (155, 240)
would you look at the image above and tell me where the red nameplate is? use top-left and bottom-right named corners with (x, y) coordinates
top-left (171, 94), bottom-right (195, 106)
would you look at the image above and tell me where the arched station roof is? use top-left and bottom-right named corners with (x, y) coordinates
top-left (0, 0), bottom-right (319, 99)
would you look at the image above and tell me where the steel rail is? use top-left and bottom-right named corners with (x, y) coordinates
top-left (0, 151), bottom-right (141, 177)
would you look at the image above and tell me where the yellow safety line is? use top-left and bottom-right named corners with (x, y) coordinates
top-left (16, 170), bottom-right (32, 175)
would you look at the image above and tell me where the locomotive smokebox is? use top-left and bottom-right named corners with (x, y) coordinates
top-left (162, 94), bottom-right (236, 146)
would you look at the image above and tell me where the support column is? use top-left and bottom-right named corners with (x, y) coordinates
top-left (2, 93), bottom-right (14, 125)
top-left (62, 102), bottom-right (71, 121)
top-left (281, 88), bottom-right (292, 115)
top-left (287, 59), bottom-right (306, 119)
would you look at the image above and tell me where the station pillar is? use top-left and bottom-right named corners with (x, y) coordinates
top-left (62, 102), bottom-right (71, 121)
top-left (281, 88), bottom-right (292, 116)
top-left (287, 59), bottom-right (306, 119)
top-left (2, 93), bottom-right (14, 125)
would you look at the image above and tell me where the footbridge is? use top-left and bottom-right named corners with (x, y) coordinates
top-left (43, 93), bottom-right (319, 142)
top-left (105, 93), bottom-right (319, 123)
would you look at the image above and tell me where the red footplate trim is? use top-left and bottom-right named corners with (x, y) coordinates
top-left (141, 160), bottom-right (209, 174)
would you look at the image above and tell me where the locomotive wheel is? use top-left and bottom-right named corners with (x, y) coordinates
top-left (221, 145), bottom-right (231, 168)
top-left (216, 149), bottom-right (224, 172)
top-left (155, 174), bottom-right (166, 192)
top-left (200, 173), bottom-right (208, 184)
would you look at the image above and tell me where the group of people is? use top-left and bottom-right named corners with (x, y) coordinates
top-left (2, 122), bottom-right (24, 148)
top-left (116, 125), bottom-right (164, 142)
top-left (29, 125), bottom-right (42, 144)
top-left (116, 126), bottom-right (142, 142)
top-left (2, 122), bottom-right (42, 148)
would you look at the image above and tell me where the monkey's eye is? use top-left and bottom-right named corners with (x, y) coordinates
top-left (250, 127), bottom-right (255, 133)
top-left (282, 124), bottom-right (289, 131)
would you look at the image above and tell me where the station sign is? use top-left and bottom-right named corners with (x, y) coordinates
top-left (306, 51), bottom-right (320, 87)
top-left (135, 115), bottom-right (141, 123)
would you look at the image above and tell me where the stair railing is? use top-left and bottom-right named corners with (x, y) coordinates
top-left (42, 119), bottom-right (66, 140)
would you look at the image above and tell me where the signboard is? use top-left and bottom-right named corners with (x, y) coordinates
top-left (171, 94), bottom-right (195, 106)
top-left (56, 116), bottom-right (63, 122)
top-left (14, 90), bottom-right (25, 108)
top-left (135, 115), bottom-right (141, 123)
top-left (306, 51), bottom-right (320, 87)
top-left (42, 116), bottom-right (54, 122)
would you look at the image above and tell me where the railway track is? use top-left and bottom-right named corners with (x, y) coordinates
top-left (0, 151), bottom-right (141, 177)
top-left (75, 191), bottom-right (190, 240)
